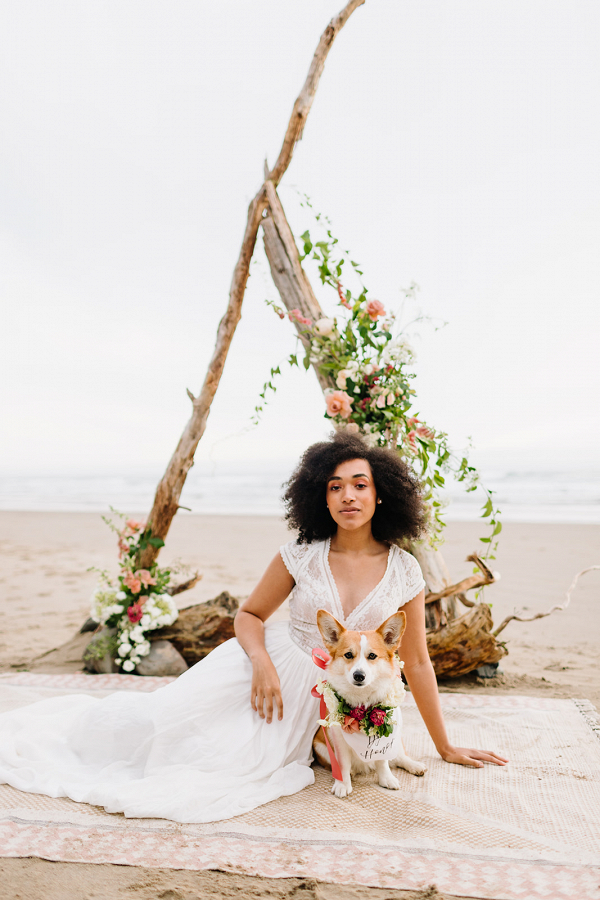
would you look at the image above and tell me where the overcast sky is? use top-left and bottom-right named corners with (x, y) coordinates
top-left (2, 0), bottom-right (599, 480)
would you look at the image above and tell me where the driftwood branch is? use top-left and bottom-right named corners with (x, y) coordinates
top-left (165, 572), bottom-right (203, 597)
top-left (425, 554), bottom-right (497, 604)
top-left (138, 1), bottom-right (365, 569)
top-left (493, 564), bottom-right (599, 637)
top-left (267, 0), bottom-right (366, 185)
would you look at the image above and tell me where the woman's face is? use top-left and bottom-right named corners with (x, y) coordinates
top-left (326, 458), bottom-right (378, 532)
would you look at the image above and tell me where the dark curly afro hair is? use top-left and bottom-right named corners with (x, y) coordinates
top-left (283, 432), bottom-right (427, 545)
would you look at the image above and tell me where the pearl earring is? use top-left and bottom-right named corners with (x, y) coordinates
top-left (377, 499), bottom-right (382, 505)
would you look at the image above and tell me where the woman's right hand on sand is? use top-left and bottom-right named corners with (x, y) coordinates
top-left (250, 656), bottom-right (283, 723)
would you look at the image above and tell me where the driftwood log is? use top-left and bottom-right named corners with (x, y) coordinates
top-left (150, 592), bottom-right (239, 665)
top-left (137, 0), bottom-right (365, 570)
top-left (427, 603), bottom-right (507, 677)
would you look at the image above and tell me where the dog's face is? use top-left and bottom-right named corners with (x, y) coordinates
top-left (316, 609), bottom-right (406, 696)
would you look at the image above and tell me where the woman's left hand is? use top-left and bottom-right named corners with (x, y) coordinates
top-left (441, 746), bottom-right (509, 767)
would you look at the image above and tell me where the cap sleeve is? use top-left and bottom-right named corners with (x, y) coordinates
top-left (398, 549), bottom-right (426, 603)
top-left (279, 540), bottom-right (313, 582)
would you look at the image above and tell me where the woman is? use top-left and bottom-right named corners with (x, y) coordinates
top-left (0, 433), bottom-right (506, 824)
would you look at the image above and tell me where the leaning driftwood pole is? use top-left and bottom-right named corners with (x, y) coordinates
top-left (138, 0), bottom-right (366, 569)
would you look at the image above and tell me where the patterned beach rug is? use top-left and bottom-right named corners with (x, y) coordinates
top-left (0, 673), bottom-right (599, 900)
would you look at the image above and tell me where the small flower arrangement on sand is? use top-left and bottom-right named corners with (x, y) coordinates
top-left (314, 669), bottom-right (405, 739)
top-left (89, 512), bottom-right (178, 672)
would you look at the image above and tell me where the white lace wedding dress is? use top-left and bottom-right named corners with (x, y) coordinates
top-left (0, 539), bottom-right (425, 823)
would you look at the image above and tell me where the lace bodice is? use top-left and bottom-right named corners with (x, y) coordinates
top-left (279, 538), bottom-right (425, 655)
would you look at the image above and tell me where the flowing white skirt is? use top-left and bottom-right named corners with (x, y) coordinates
top-left (0, 622), bottom-right (321, 823)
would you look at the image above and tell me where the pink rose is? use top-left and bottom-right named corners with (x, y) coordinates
top-left (127, 603), bottom-right (143, 624)
top-left (350, 705), bottom-right (366, 721)
top-left (123, 570), bottom-right (142, 594)
top-left (366, 299), bottom-right (385, 321)
top-left (342, 716), bottom-right (361, 734)
top-left (137, 569), bottom-right (157, 588)
top-left (325, 390), bottom-right (353, 419)
top-left (121, 519), bottom-right (145, 538)
top-left (369, 707), bottom-right (386, 727)
top-left (126, 519), bottom-right (143, 532)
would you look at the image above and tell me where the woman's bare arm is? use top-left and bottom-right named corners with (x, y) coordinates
top-left (401, 590), bottom-right (508, 768)
top-left (234, 553), bottom-right (295, 724)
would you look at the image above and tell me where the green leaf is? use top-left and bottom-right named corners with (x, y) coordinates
top-left (303, 354), bottom-right (311, 370)
top-left (481, 497), bottom-right (493, 517)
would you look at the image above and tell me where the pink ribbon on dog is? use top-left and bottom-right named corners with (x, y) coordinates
top-left (311, 647), bottom-right (343, 783)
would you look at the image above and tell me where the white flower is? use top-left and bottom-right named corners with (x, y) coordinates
top-left (138, 641), bottom-right (151, 657)
top-left (116, 591), bottom-right (126, 601)
top-left (387, 391), bottom-right (395, 406)
top-left (130, 656), bottom-right (141, 665)
top-left (363, 363), bottom-right (375, 376)
top-left (314, 317), bottom-right (335, 336)
top-left (345, 422), bottom-right (359, 434)
top-left (363, 423), bottom-right (372, 433)
top-left (118, 643), bottom-right (132, 657)
top-left (386, 677), bottom-right (406, 707)
top-left (336, 370), bottom-right (348, 389)
top-left (90, 587), bottom-right (119, 623)
top-left (382, 336), bottom-right (415, 367)
top-left (346, 359), bottom-right (360, 374)
top-left (122, 659), bottom-right (135, 672)
top-left (364, 432), bottom-right (379, 448)
top-left (141, 614), bottom-right (151, 629)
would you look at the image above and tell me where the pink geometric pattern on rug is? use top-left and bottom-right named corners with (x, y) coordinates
top-left (1, 673), bottom-right (599, 900)
top-left (1, 820), bottom-right (598, 900)
top-left (0, 672), bottom-right (175, 691)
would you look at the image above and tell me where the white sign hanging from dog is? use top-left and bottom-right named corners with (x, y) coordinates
top-left (342, 707), bottom-right (403, 762)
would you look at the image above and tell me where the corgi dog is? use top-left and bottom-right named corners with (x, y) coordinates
top-left (313, 608), bottom-right (427, 798)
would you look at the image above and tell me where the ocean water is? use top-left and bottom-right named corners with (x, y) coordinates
top-left (1, 466), bottom-right (600, 523)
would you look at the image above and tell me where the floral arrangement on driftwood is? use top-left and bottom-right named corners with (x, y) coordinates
top-left (261, 210), bottom-right (501, 555)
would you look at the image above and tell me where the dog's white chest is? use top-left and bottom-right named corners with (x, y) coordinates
top-left (343, 707), bottom-right (403, 762)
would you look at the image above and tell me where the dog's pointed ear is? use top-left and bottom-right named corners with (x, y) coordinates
top-left (377, 611), bottom-right (406, 649)
top-left (317, 609), bottom-right (345, 649)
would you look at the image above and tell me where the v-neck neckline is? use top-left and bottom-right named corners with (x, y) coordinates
top-left (323, 537), bottom-right (395, 625)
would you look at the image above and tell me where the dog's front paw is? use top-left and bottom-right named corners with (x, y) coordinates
top-left (378, 771), bottom-right (401, 791)
top-left (331, 780), bottom-right (352, 798)
top-left (393, 756), bottom-right (428, 777)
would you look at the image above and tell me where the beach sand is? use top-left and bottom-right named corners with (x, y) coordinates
top-left (0, 511), bottom-right (598, 899)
